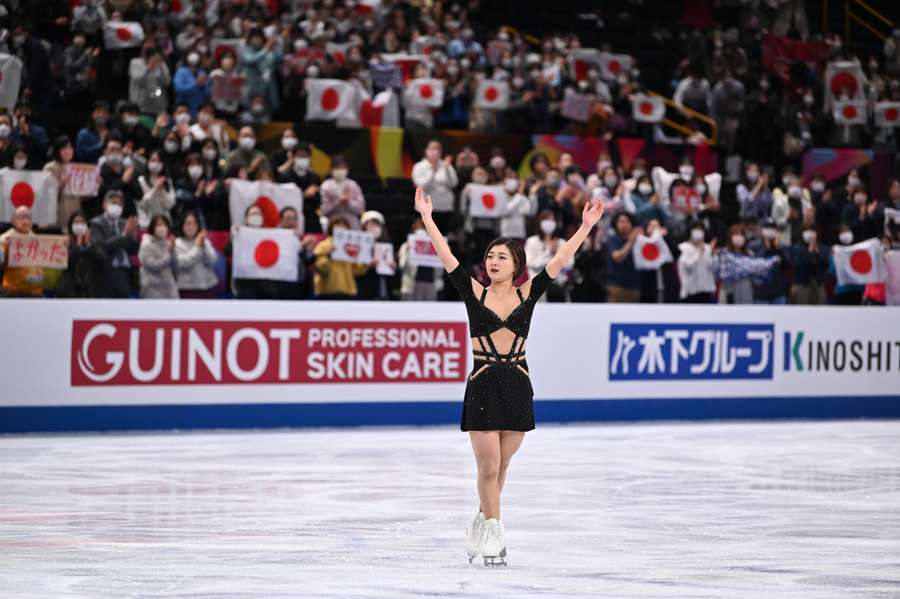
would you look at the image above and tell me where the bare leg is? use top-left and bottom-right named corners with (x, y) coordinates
top-left (497, 430), bottom-right (525, 495)
top-left (469, 431), bottom-right (501, 519)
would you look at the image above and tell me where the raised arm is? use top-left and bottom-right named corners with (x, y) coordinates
top-left (545, 199), bottom-right (604, 278)
top-left (414, 185), bottom-right (459, 272)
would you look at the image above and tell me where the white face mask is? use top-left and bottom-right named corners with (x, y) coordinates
top-left (690, 228), bottom-right (705, 242)
top-left (839, 231), bottom-right (854, 245)
top-left (638, 183), bottom-right (653, 195)
top-left (631, 168), bottom-right (646, 179)
top-left (847, 176), bottom-right (861, 188)
top-left (72, 222), bottom-right (88, 236)
top-left (0, 124), bottom-right (11, 138)
top-left (731, 234), bottom-right (746, 248)
top-left (679, 166), bottom-right (694, 180)
top-left (148, 160), bottom-right (163, 174)
top-left (123, 114), bottom-right (139, 126)
top-left (504, 179), bottom-right (518, 193)
top-left (539, 219), bottom-right (556, 235)
top-left (14, 157), bottom-right (27, 170)
top-left (811, 181), bottom-right (825, 193)
top-left (203, 148), bottom-right (218, 162)
top-left (332, 168), bottom-right (348, 181)
top-left (164, 141), bottom-right (179, 154)
top-left (187, 52), bottom-right (200, 66)
top-left (197, 112), bottom-right (212, 125)
top-left (105, 203), bottom-right (123, 218)
top-left (746, 171), bottom-right (759, 182)
top-left (155, 226), bottom-right (168, 239)
top-left (294, 157), bottom-right (310, 171)
top-left (787, 185), bottom-right (802, 198)
top-left (175, 113), bottom-right (191, 126)
top-left (695, 184), bottom-right (707, 196)
top-left (801, 230), bottom-right (816, 244)
top-left (239, 136), bottom-right (256, 150)
top-left (247, 214), bottom-right (264, 227)
top-left (107, 152), bottom-right (123, 164)
top-left (188, 165), bottom-right (203, 179)
top-left (282, 137), bottom-right (298, 151)
top-left (762, 227), bottom-right (777, 240)
top-left (604, 176), bottom-right (618, 188)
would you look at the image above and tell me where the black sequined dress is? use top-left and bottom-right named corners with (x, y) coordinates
top-left (447, 263), bottom-right (554, 432)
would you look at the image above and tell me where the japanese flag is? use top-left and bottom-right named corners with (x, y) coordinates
top-left (0, 54), bottom-right (23, 113)
top-left (380, 53), bottom-right (426, 81)
top-left (326, 41), bottom-right (355, 65)
top-left (354, 0), bottom-right (382, 14)
top-left (228, 179), bottom-right (303, 232)
top-left (823, 61), bottom-right (866, 109)
top-left (356, 89), bottom-right (400, 128)
top-left (404, 78), bottom-right (444, 108)
top-left (0, 168), bottom-right (59, 226)
top-left (631, 93), bottom-right (665, 123)
top-left (599, 52), bottom-right (633, 81)
top-left (171, 0), bottom-right (193, 18)
top-left (103, 22), bottom-right (145, 49)
top-left (567, 48), bottom-right (603, 81)
top-left (233, 226), bottom-right (299, 282)
top-left (833, 238), bottom-right (885, 286)
top-left (632, 233), bottom-right (673, 270)
top-left (468, 184), bottom-right (508, 218)
top-left (833, 100), bottom-right (867, 125)
top-left (874, 102), bottom-right (900, 128)
top-left (305, 79), bottom-right (362, 121)
top-left (475, 80), bottom-right (510, 110)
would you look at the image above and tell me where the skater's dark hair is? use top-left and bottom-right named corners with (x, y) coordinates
top-left (484, 237), bottom-right (526, 280)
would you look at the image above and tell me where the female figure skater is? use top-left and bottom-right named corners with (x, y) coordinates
top-left (413, 186), bottom-right (604, 566)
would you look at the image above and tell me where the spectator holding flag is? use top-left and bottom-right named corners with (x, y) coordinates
top-left (829, 224), bottom-right (864, 305)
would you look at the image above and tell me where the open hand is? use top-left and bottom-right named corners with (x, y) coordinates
top-left (414, 185), bottom-right (433, 219)
top-left (581, 198), bottom-right (605, 228)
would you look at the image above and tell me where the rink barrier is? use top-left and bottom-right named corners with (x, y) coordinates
top-left (1, 300), bottom-right (898, 433)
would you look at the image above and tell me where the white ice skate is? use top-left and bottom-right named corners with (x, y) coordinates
top-left (480, 518), bottom-right (507, 567)
top-left (465, 509), bottom-right (486, 563)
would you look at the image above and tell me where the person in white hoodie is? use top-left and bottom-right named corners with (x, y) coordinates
top-left (499, 170), bottom-right (538, 243)
top-left (174, 210), bottom-right (219, 298)
top-left (411, 140), bottom-right (458, 230)
top-left (677, 221), bottom-right (717, 303)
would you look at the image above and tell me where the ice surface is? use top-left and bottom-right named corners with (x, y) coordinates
top-left (2, 420), bottom-right (900, 598)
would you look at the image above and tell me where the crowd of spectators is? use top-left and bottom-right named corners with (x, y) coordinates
top-left (0, 0), bottom-right (898, 304)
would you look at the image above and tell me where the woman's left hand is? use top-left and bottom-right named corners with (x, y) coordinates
top-left (582, 198), bottom-right (604, 228)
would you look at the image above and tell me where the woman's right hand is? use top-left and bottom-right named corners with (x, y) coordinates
top-left (414, 186), bottom-right (432, 219)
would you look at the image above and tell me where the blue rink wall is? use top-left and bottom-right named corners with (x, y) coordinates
top-left (1, 300), bottom-right (898, 433)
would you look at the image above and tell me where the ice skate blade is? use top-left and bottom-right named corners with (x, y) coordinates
top-left (482, 547), bottom-right (507, 567)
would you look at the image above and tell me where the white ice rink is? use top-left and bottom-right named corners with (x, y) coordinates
top-left (2, 420), bottom-right (900, 598)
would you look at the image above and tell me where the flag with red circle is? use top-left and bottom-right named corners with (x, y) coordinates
top-left (598, 52), bottom-right (634, 81)
top-left (305, 79), bottom-right (362, 121)
top-left (467, 183), bottom-right (509, 218)
top-left (103, 21), bottom-right (145, 49)
top-left (567, 48), bottom-right (603, 81)
top-left (0, 54), bottom-right (23, 112)
top-left (474, 80), bottom-right (510, 110)
top-left (833, 100), bottom-right (867, 125)
top-left (632, 233), bottom-right (673, 270)
top-left (380, 53), bottom-right (427, 81)
top-left (227, 179), bottom-right (304, 233)
top-left (833, 238), bottom-right (885, 286)
top-left (356, 89), bottom-right (400, 128)
top-left (874, 102), bottom-right (900, 128)
top-left (354, 0), bottom-right (382, 15)
top-left (233, 226), bottom-right (300, 282)
top-left (404, 78), bottom-right (445, 108)
top-left (0, 169), bottom-right (59, 226)
top-left (823, 61), bottom-right (866, 110)
top-left (326, 41), bottom-right (356, 65)
top-left (631, 93), bottom-right (665, 123)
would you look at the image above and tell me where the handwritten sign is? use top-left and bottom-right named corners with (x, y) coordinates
top-left (7, 235), bottom-right (68, 268)
top-left (332, 229), bottom-right (374, 264)
top-left (407, 232), bottom-right (443, 268)
top-left (374, 242), bottom-right (396, 275)
top-left (210, 73), bottom-right (244, 106)
top-left (64, 163), bottom-right (101, 197)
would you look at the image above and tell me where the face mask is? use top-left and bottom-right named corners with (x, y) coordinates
top-left (512, 77), bottom-right (524, 88)
top-left (187, 52), bottom-right (200, 66)
top-left (123, 114), bottom-right (139, 126)
top-left (854, 194), bottom-right (866, 205)
top-left (746, 171), bottom-right (759, 182)
top-left (282, 137), bottom-right (298, 151)
top-left (788, 185), bottom-right (802, 198)
top-left (604, 176), bottom-right (618, 188)
top-left (251, 103), bottom-right (266, 115)
top-left (731, 234), bottom-right (746, 248)
top-left (680, 166), bottom-right (694, 180)
top-left (489, 157), bottom-right (506, 170)
top-left (105, 203), bottom-right (123, 218)
top-left (638, 183), bottom-right (653, 195)
top-left (803, 94), bottom-right (814, 106)
top-left (695, 184), bottom-right (707, 196)
top-left (155, 226), bottom-right (168, 239)
top-left (504, 179), bottom-right (518, 193)
top-left (306, 65), bottom-right (320, 78)
top-left (839, 231), bottom-right (854, 245)
top-left (811, 181), bottom-right (825, 193)
top-left (762, 227), bottom-right (777, 240)
top-left (332, 168), bottom-right (348, 181)
top-left (188, 165), bottom-right (203, 179)
top-left (14, 157), bottom-right (27, 170)
top-left (848, 176), bottom-right (861, 187)
top-left (148, 160), bottom-right (163, 174)
top-left (164, 141), bottom-right (179, 154)
top-left (801, 230), bottom-right (816, 244)
top-left (540, 220), bottom-right (556, 235)
top-left (690, 228), bottom-right (705, 242)
top-left (72, 222), bottom-right (88, 236)
top-left (546, 176), bottom-right (560, 188)
top-left (0, 124), bottom-right (10, 138)
top-left (197, 112), bottom-right (212, 125)
top-left (294, 157), bottom-right (310, 171)
top-left (239, 137), bottom-right (256, 150)
top-left (107, 152), bottom-right (122, 164)
top-left (203, 148), bottom-right (218, 162)
top-left (447, 65), bottom-right (459, 77)
top-left (247, 214), bottom-right (264, 227)
top-left (597, 160), bottom-right (612, 171)
top-left (175, 113), bottom-right (191, 126)
top-left (631, 168), bottom-right (646, 179)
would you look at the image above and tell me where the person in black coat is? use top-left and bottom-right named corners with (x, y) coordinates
top-left (57, 210), bottom-right (106, 298)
